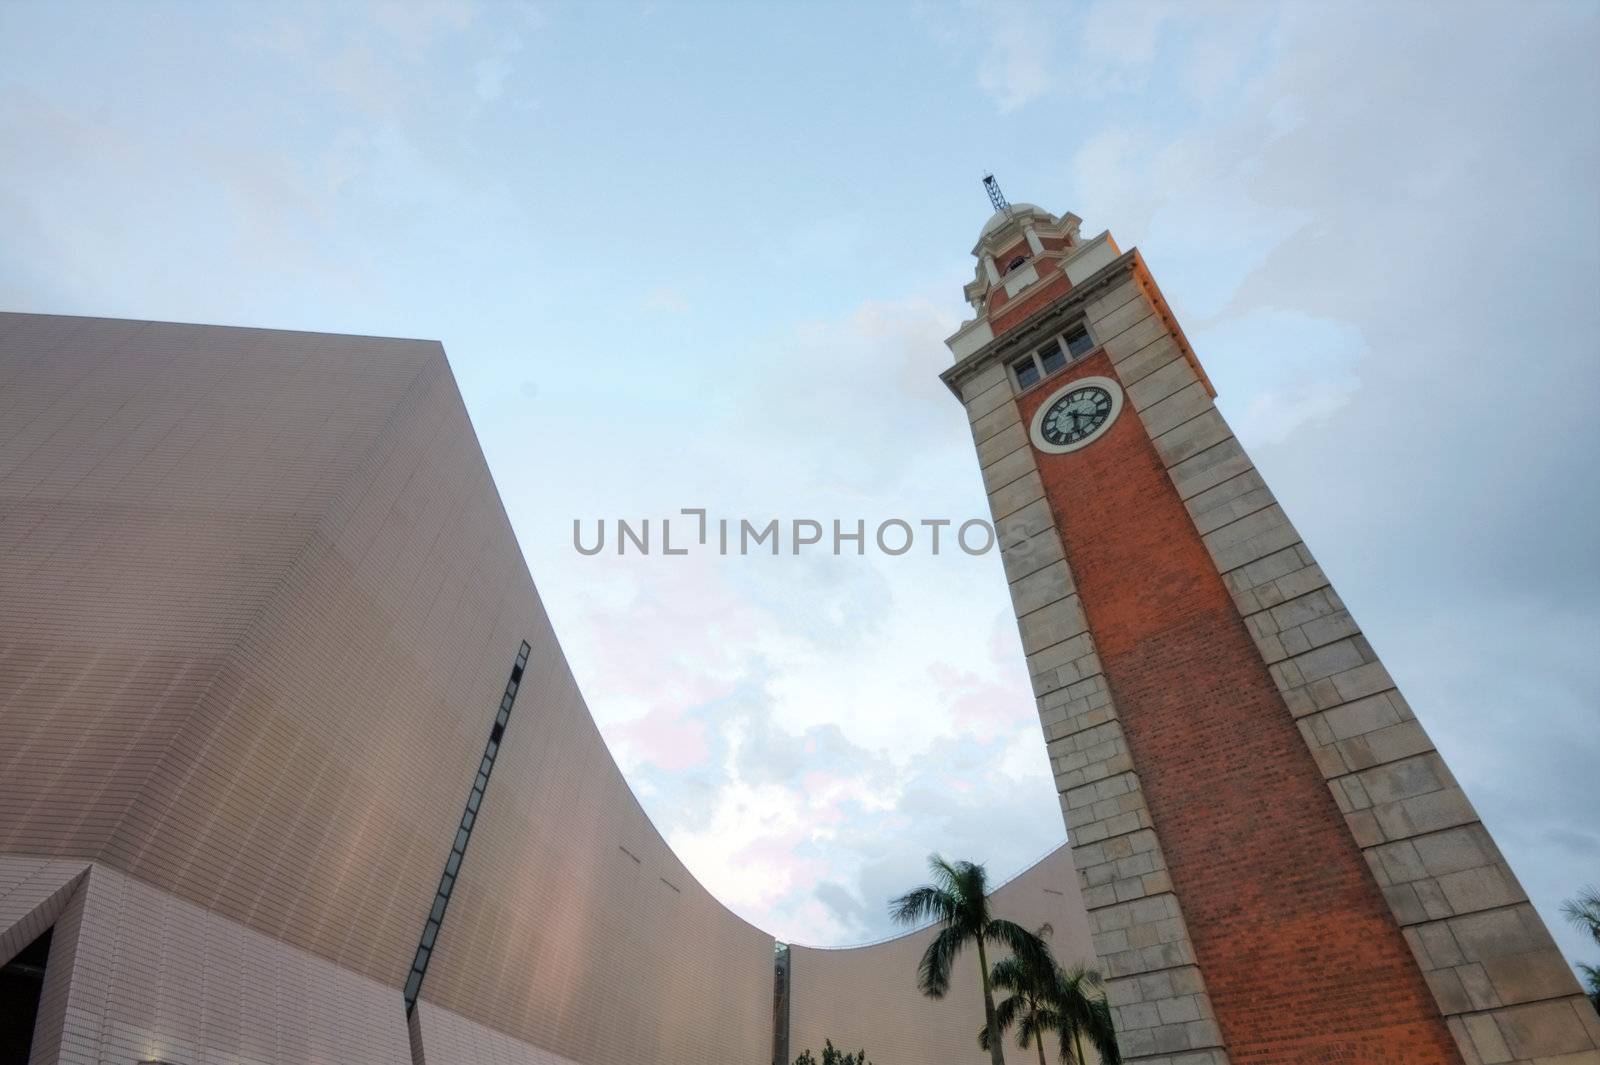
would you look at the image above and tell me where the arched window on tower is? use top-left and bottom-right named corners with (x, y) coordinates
top-left (1006, 254), bottom-right (1028, 274)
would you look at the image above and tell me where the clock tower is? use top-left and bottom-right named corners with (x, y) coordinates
top-left (942, 187), bottom-right (1600, 1064)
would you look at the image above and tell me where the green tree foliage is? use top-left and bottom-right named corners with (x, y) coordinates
top-left (978, 928), bottom-right (1122, 1065)
top-left (979, 931), bottom-right (1062, 1065)
top-left (1051, 966), bottom-right (1121, 1065)
top-left (1564, 885), bottom-right (1600, 948)
top-left (889, 854), bottom-right (1053, 1065)
top-left (1565, 885), bottom-right (1600, 1013)
top-left (1578, 964), bottom-right (1600, 1013)
top-left (793, 1040), bottom-right (871, 1065)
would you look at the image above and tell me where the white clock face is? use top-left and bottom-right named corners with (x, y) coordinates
top-left (1029, 375), bottom-right (1124, 454)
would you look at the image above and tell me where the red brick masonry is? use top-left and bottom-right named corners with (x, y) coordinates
top-left (1019, 349), bottom-right (1461, 1064)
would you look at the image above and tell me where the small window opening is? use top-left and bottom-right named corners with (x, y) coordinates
top-left (1006, 255), bottom-right (1027, 273)
top-left (1037, 340), bottom-right (1065, 375)
top-left (1065, 324), bottom-right (1094, 358)
top-left (405, 641), bottom-right (532, 1017)
top-left (1012, 357), bottom-right (1040, 390)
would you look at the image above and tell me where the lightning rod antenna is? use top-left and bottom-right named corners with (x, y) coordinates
top-left (982, 173), bottom-right (1011, 215)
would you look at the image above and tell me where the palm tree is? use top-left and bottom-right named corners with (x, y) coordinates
top-left (1578, 964), bottom-right (1600, 1013)
top-left (890, 855), bottom-right (1052, 1065)
top-left (979, 929), bottom-right (1061, 1065)
top-left (1563, 886), bottom-right (1600, 949)
top-left (979, 939), bottom-right (1123, 1065)
top-left (1052, 966), bottom-right (1121, 1065)
top-left (1563, 886), bottom-right (1600, 1015)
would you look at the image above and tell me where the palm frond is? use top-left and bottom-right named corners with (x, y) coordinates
top-left (1056, 1016), bottom-right (1080, 1065)
top-left (986, 916), bottom-right (1053, 973)
top-left (1057, 963), bottom-right (1103, 995)
top-left (928, 853), bottom-right (964, 895)
top-left (1048, 964), bottom-right (1119, 1064)
top-left (918, 923), bottom-right (968, 998)
top-left (1562, 885), bottom-right (1600, 948)
top-left (889, 885), bottom-right (956, 928)
top-left (956, 860), bottom-right (990, 924)
top-left (1016, 1008), bottom-right (1043, 1049)
top-left (993, 990), bottom-right (1022, 1032)
top-left (985, 980), bottom-right (1061, 1052)
top-left (1087, 995), bottom-right (1122, 1065)
top-left (989, 955), bottom-right (1026, 993)
top-left (1577, 962), bottom-right (1600, 1013)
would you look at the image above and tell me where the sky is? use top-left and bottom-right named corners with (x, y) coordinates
top-left (1, 0), bottom-right (1596, 969)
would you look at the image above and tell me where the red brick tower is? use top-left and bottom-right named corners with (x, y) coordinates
top-left (942, 190), bottom-right (1600, 1065)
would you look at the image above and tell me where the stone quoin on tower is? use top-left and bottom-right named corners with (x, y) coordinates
top-left (940, 190), bottom-right (1600, 1064)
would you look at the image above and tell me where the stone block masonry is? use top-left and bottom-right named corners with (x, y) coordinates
top-left (944, 227), bottom-right (1599, 1065)
top-left (956, 351), bottom-right (1229, 1065)
top-left (1017, 343), bottom-right (1461, 1063)
top-left (1090, 263), bottom-right (1597, 1063)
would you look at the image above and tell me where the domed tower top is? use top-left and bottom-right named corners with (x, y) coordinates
top-left (946, 176), bottom-right (1121, 363)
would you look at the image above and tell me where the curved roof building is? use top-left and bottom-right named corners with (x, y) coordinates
top-left (0, 311), bottom-right (1096, 1065)
top-left (11, 194), bottom-right (1585, 1065)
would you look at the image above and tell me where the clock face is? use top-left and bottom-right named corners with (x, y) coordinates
top-left (1029, 375), bottom-right (1124, 454)
top-left (1040, 386), bottom-right (1113, 447)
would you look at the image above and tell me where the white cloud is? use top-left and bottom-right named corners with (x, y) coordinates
top-left (5, 0), bottom-right (1594, 964)
top-left (531, 292), bottom-right (1062, 943)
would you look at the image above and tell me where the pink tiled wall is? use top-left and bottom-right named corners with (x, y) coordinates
top-left (0, 313), bottom-right (1090, 1065)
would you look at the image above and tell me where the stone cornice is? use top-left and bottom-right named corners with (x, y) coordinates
top-left (940, 249), bottom-right (1140, 397)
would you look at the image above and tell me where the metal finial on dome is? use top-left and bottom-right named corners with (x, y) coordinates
top-left (982, 173), bottom-right (1012, 215)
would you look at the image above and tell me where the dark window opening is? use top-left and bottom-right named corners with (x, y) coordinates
top-left (0, 928), bottom-right (53, 1062)
top-left (1065, 324), bottom-right (1094, 358)
top-left (404, 641), bottom-right (532, 1016)
top-left (772, 943), bottom-right (791, 1065)
top-left (1037, 340), bottom-right (1065, 375)
top-left (1013, 357), bottom-right (1040, 390)
top-left (1006, 255), bottom-right (1027, 273)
